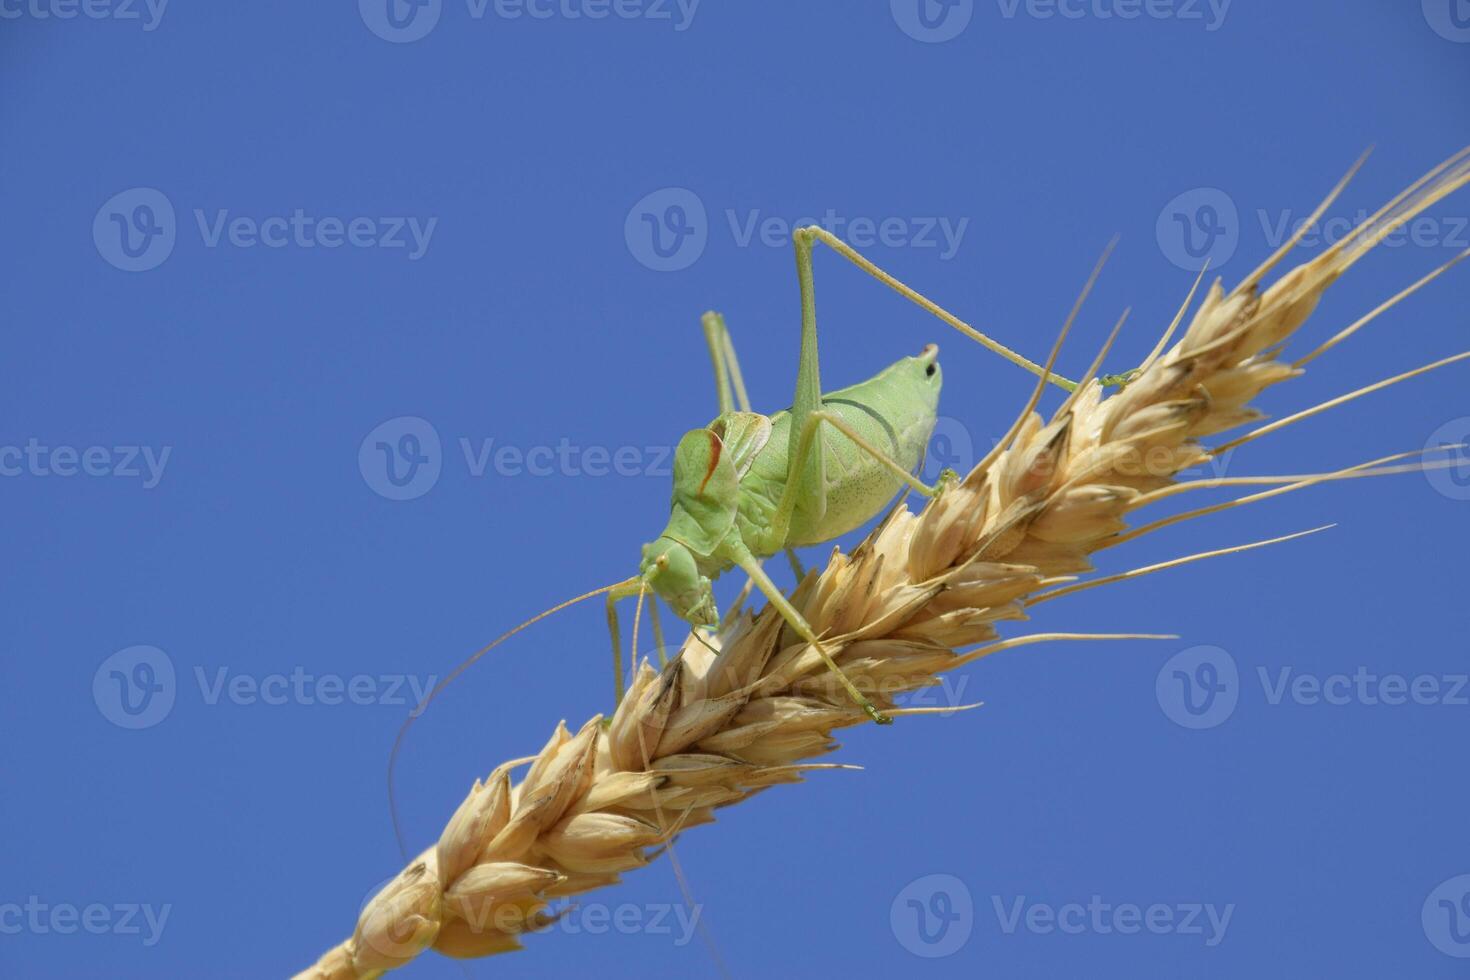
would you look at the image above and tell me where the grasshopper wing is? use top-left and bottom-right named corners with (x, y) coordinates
top-left (712, 412), bottom-right (773, 479)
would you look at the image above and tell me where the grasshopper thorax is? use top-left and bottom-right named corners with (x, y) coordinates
top-left (639, 427), bottom-right (743, 626)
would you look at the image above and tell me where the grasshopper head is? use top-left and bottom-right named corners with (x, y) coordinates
top-left (637, 426), bottom-right (740, 628)
top-left (640, 537), bottom-right (718, 626)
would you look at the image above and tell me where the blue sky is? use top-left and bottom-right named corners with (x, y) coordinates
top-left (2, 2), bottom-right (1468, 977)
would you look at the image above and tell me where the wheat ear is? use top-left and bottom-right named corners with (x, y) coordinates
top-left (295, 147), bottom-right (1470, 979)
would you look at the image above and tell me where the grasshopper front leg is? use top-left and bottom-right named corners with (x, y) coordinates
top-left (604, 578), bottom-right (675, 704)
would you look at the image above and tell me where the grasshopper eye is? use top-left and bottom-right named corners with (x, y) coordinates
top-left (656, 554), bottom-right (670, 571)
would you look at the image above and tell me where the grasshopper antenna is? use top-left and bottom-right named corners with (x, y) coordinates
top-left (388, 576), bottom-right (641, 859)
top-left (628, 583), bottom-right (732, 979)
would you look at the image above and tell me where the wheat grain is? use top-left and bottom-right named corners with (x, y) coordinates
top-left (295, 147), bottom-right (1470, 979)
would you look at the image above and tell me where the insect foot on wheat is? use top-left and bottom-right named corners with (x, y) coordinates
top-left (295, 146), bottom-right (1470, 978)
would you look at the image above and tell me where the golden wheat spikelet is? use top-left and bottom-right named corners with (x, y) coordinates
top-left (295, 146), bottom-right (1470, 979)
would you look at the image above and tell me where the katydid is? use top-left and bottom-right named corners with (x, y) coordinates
top-left (602, 226), bottom-right (1095, 724)
top-left (388, 225), bottom-right (1099, 852)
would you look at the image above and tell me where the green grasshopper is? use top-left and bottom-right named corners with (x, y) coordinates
top-left (389, 225), bottom-right (1102, 852)
top-left (602, 226), bottom-right (1095, 724)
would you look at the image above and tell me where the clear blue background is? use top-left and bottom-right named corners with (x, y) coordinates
top-left (2, 2), bottom-right (1468, 977)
